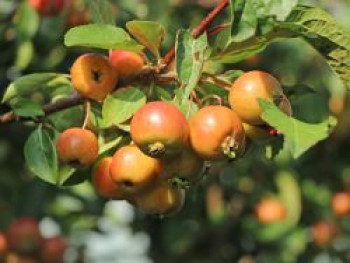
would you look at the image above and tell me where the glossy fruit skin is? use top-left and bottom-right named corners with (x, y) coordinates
top-left (7, 218), bottom-right (43, 254)
top-left (110, 145), bottom-right (162, 193)
top-left (41, 236), bottom-right (67, 263)
top-left (132, 181), bottom-right (185, 216)
top-left (29, 0), bottom-right (65, 16)
top-left (255, 199), bottom-right (287, 224)
top-left (130, 101), bottom-right (190, 158)
top-left (109, 50), bottom-right (144, 78)
top-left (71, 53), bottom-right (118, 102)
top-left (57, 128), bottom-right (98, 166)
top-left (92, 157), bottom-right (125, 199)
top-left (229, 71), bottom-right (284, 125)
top-left (331, 192), bottom-right (350, 217)
top-left (189, 105), bottom-right (245, 161)
top-left (312, 221), bottom-right (338, 247)
top-left (161, 147), bottom-right (204, 183)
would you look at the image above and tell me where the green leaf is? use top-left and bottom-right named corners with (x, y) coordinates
top-left (102, 87), bottom-right (146, 127)
top-left (47, 106), bottom-right (84, 132)
top-left (277, 172), bottom-right (301, 227)
top-left (15, 41), bottom-right (34, 70)
top-left (175, 30), bottom-right (209, 105)
top-left (64, 24), bottom-right (144, 52)
top-left (252, 0), bottom-right (298, 21)
top-left (60, 169), bottom-right (87, 187)
top-left (197, 80), bottom-right (229, 101)
top-left (173, 89), bottom-right (199, 119)
top-left (210, 0), bottom-right (299, 63)
top-left (12, 99), bottom-right (44, 118)
top-left (99, 135), bottom-right (123, 155)
top-left (57, 166), bottom-right (77, 186)
top-left (210, 27), bottom-right (290, 63)
top-left (283, 6), bottom-right (350, 90)
top-left (86, 0), bottom-right (115, 25)
top-left (230, 0), bottom-right (258, 42)
top-left (155, 86), bottom-right (173, 102)
top-left (2, 73), bottom-right (68, 104)
top-left (24, 126), bottom-right (59, 185)
top-left (259, 100), bottom-right (336, 158)
top-left (14, 2), bottom-right (39, 41)
top-left (126, 21), bottom-right (166, 58)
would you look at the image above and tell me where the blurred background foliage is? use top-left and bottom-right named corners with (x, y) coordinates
top-left (0, 0), bottom-right (350, 262)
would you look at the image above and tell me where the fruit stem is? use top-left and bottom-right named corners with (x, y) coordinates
top-left (82, 100), bottom-right (91, 130)
top-left (191, 90), bottom-right (203, 108)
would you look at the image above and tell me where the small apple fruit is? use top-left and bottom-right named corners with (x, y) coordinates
top-left (132, 181), bottom-right (185, 216)
top-left (41, 236), bottom-right (67, 263)
top-left (161, 147), bottom-right (204, 183)
top-left (110, 145), bottom-right (162, 193)
top-left (131, 101), bottom-right (189, 158)
top-left (312, 221), bottom-right (338, 247)
top-left (7, 218), bottom-right (43, 254)
top-left (189, 105), bottom-right (245, 161)
top-left (71, 53), bottom-right (118, 102)
top-left (229, 71), bottom-right (285, 125)
top-left (255, 198), bottom-right (287, 224)
top-left (109, 50), bottom-right (144, 79)
top-left (331, 192), bottom-right (350, 217)
top-left (57, 128), bottom-right (99, 166)
top-left (92, 157), bottom-right (125, 199)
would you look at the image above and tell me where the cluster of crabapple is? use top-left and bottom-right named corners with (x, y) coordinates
top-left (56, 49), bottom-right (294, 217)
top-left (0, 218), bottom-right (67, 263)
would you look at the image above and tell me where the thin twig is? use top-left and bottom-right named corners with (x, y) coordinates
top-left (207, 23), bottom-right (230, 37)
top-left (159, 0), bottom-right (230, 70)
top-left (191, 90), bottom-right (202, 108)
top-left (0, 94), bottom-right (84, 124)
top-left (82, 100), bottom-right (91, 129)
top-left (201, 94), bottom-right (224, 106)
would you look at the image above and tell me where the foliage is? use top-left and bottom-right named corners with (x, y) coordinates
top-left (0, 0), bottom-right (350, 262)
